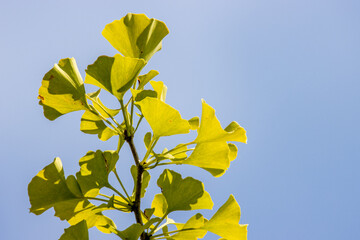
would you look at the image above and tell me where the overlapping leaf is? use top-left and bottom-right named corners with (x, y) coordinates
top-left (38, 58), bottom-right (88, 120)
top-left (136, 98), bottom-right (191, 138)
top-left (102, 13), bottom-right (169, 62)
top-left (76, 150), bottom-right (119, 197)
top-left (171, 100), bottom-right (246, 177)
top-left (203, 195), bottom-right (247, 240)
top-left (154, 169), bottom-right (213, 215)
top-left (59, 220), bottom-right (89, 240)
top-left (85, 54), bottom-right (145, 100)
top-left (28, 158), bottom-right (117, 233)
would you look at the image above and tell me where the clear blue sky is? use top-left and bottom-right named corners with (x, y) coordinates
top-left (1, 0), bottom-right (359, 239)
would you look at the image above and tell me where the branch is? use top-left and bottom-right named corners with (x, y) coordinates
top-left (124, 131), bottom-right (146, 239)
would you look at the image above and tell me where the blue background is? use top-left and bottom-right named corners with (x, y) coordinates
top-left (1, 0), bottom-right (359, 239)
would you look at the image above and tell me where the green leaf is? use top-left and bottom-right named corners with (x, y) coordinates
top-left (28, 158), bottom-right (116, 233)
top-left (195, 100), bottom-right (247, 144)
top-left (59, 220), bottom-right (89, 240)
top-left (28, 158), bottom-right (77, 215)
top-left (80, 111), bottom-right (118, 141)
top-left (144, 132), bottom-right (152, 149)
top-left (203, 195), bottom-right (248, 240)
top-left (151, 194), bottom-right (168, 217)
top-left (179, 141), bottom-right (230, 177)
top-left (87, 89), bottom-right (120, 117)
top-left (131, 89), bottom-right (158, 102)
top-left (117, 224), bottom-right (143, 240)
top-left (171, 213), bottom-right (207, 240)
top-left (137, 70), bottom-right (159, 90)
top-left (102, 13), bottom-right (169, 62)
top-left (150, 81), bottom-right (167, 101)
top-left (55, 199), bottom-right (117, 234)
top-left (76, 150), bottom-right (119, 197)
top-left (188, 116), bottom-right (200, 130)
top-left (85, 54), bottom-right (145, 100)
top-left (136, 98), bottom-right (191, 138)
top-left (130, 165), bottom-right (150, 198)
top-left (228, 143), bottom-right (238, 161)
top-left (156, 169), bottom-right (213, 214)
top-left (38, 58), bottom-right (88, 120)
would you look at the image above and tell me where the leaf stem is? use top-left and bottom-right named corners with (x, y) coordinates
top-left (148, 213), bottom-right (168, 236)
top-left (107, 184), bottom-right (132, 205)
top-left (113, 168), bottom-right (131, 200)
top-left (120, 99), bottom-right (131, 136)
top-left (151, 228), bottom-right (197, 238)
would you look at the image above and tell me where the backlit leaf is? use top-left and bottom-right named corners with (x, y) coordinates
top-left (76, 150), bottom-right (119, 197)
top-left (137, 70), bottom-right (159, 90)
top-left (150, 81), bottom-right (167, 101)
top-left (203, 195), bottom-right (248, 240)
top-left (85, 54), bottom-right (145, 100)
top-left (188, 116), bottom-right (200, 130)
top-left (59, 220), bottom-right (89, 240)
top-left (195, 100), bottom-right (247, 144)
top-left (38, 58), bottom-right (88, 120)
top-left (171, 213), bottom-right (207, 240)
top-left (80, 111), bottom-right (117, 141)
top-left (179, 141), bottom-right (230, 177)
top-left (156, 169), bottom-right (213, 213)
top-left (136, 98), bottom-right (191, 138)
top-left (102, 13), bottom-right (169, 62)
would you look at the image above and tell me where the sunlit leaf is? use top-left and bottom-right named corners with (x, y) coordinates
top-left (151, 194), bottom-right (168, 217)
top-left (144, 132), bottom-right (152, 149)
top-left (59, 220), bottom-right (89, 240)
top-left (156, 169), bottom-right (213, 213)
top-left (80, 111), bottom-right (117, 141)
top-left (203, 195), bottom-right (247, 240)
top-left (85, 54), bottom-right (145, 100)
top-left (39, 58), bottom-right (88, 120)
top-left (137, 70), bottom-right (159, 90)
top-left (136, 98), bottom-right (191, 137)
top-left (28, 158), bottom-right (77, 215)
top-left (130, 165), bottom-right (150, 198)
top-left (171, 213), bottom-right (207, 240)
top-left (117, 224), bottom-right (143, 240)
top-left (228, 143), bottom-right (238, 161)
top-left (102, 13), bottom-right (169, 62)
top-left (76, 150), bottom-right (119, 197)
top-left (188, 116), bottom-right (200, 130)
top-left (195, 100), bottom-right (247, 144)
top-left (150, 81), bottom-right (167, 101)
top-left (179, 141), bottom-right (230, 177)
top-left (87, 89), bottom-right (120, 117)
top-left (131, 89), bottom-right (158, 102)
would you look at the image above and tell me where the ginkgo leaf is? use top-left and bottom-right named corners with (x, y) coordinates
top-left (136, 98), bottom-right (191, 138)
top-left (131, 89), bottom-right (158, 102)
top-left (76, 150), bottom-right (119, 197)
top-left (54, 198), bottom-right (117, 234)
top-left (150, 81), bottom-right (167, 101)
top-left (28, 158), bottom-right (116, 233)
top-left (85, 54), bottom-right (145, 100)
top-left (28, 158), bottom-right (77, 215)
top-left (102, 13), bottom-right (169, 62)
top-left (195, 100), bottom-right (247, 144)
top-left (188, 116), bottom-right (200, 130)
top-left (156, 169), bottom-right (213, 214)
top-left (59, 220), bottom-right (89, 240)
top-left (137, 70), bottom-right (159, 90)
top-left (151, 194), bottom-right (168, 217)
top-left (170, 213), bottom-right (207, 240)
top-left (80, 111), bottom-right (118, 141)
top-left (38, 58), bottom-right (88, 120)
top-left (203, 195), bottom-right (247, 240)
top-left (179, 141), bottom-right (230, 177)
top-left (87, 89), bottom-right (120, 117)
top-left (228, 143), bottom-right (238, 161)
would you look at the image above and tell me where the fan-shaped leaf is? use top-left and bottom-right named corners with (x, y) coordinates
top-left (59, 220), bottom-right (89, 240)
top-left (102, 13), bottom-right (169, 62)
top-left (38, 58), bottom-right (88, 120)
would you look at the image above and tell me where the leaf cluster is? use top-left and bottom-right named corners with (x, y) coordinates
top-left (28, 13), bottom-right (248, 240)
